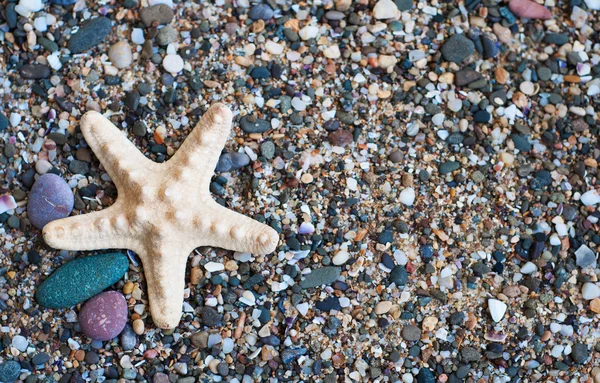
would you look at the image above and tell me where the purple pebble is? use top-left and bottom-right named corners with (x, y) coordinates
top-left (27, 173), bottom-right (74, 229)
top-left (79, 291), bottom-right (128, 341)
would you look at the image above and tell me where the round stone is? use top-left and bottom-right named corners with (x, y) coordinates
top-left (441, 34), bottom-right (475, 63)
top-left (0, 361), bottom-right (21, 383)
top-left (108, 41), bottom-right (133, 69)
top-left (79, 291), bottom-right (128, 341)
top-left (27, 173), bottom-right (74, 229)
top-left (162, 54), bottom-right (184, 74)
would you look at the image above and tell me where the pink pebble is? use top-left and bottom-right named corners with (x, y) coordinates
top-left (509, 0), bottom-right (552, 19)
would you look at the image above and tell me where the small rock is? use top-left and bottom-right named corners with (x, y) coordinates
top-left (280, 348), bottom-right (307, 364)
top-left (328, 129), bottom-right (353, 147)
top-left (19, 64), bottom-right (51, 79)
top-left (68, 17), bottom-right (112, 54)
top-left (27, 173), bottom-right (74, 230)
top-left (399, 188), bottom-right (415, 206)
top-left (575, 245), bottom-right (597, 268)
top-left (250, 66), bottom-right (271, 80)
top-left (239, 116), bottom-right (270, 133)
top-left (36, 253), bottom-right (129, 308)
top-left (401, 325), bottom-right (421, 341)
top-left (571, 343), bottom-right (589, 364)
top-left (162, 54), bottom-right (184, 74)
top-left (156, 25), bottom-right (177, 46)
top-left (439, 161), bottom-right (460, 175)
top-left (441, 34), bottom-right (475, 63)
top-left (373, 0), bottom-right (398, 19)
top-left (79, 291), bottom-right (128, 341)
top-left (580, 189), bottom-right (600, 206)
top-left (120, 325), bottom-right (137, 350)
top-left (140, 4), bottom-right (174, 26)
top-left (108, 41), bottom-right (133, 69)
top-left (11, 335), bottom-right (28, 352)
top-left (300, 267), bottom-right (341, 289)
top-left (0, 113), bottom-right (8, 132)
top-left (332, 250), bottom-right (350, 265)
top-left (389, 265), bottom-right (408, 286)
top-left (582, 283), bottom-right (600, 300)
top-left (249, 3), bottom-right (274, 20)
top-left (0, 361), bottom-right (21, 383)
top-left (416, 368), bottom-right (435, 383)
top-left (508, 0), bottom-right (552, 19)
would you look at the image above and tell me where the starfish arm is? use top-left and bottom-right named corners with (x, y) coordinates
top-left (80, 111), bottom-right (156, 191)
top-left (42, 202), bottom-right (138, 251)
top-left (138, 245), bottom-right (191, 329)
top-left (197, 202), bottom-right (279, 255)
top-left (168, 103), bottom-right (233, 190)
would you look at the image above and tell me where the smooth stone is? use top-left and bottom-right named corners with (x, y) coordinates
top-left (509, 0), bottom-right (552, 19)
top-left (373, 0), bottom-right (398, 19)
top-left (50, 0), bottom-right (77, 4)
top-left (511, 134), bottom-right (531, 152)
top-left (582, 282), bottom-right (600, 300)
top-left (394, 0), bottom-right (413, 10)
top-left (27, 173), bottom-right (74, 229)
top-left (581, 189), bottom-right (600, 206)
top-left (108, 41), bottom-right (133, 69)
top-left (6, 3), bottom-right (17, 29)
top-left (250, 66), bottom-right (270, 80)
top-left (156, 25), bottom-right (177, 46)
top-left (0, 361), bottom-right (21, 383)
top-left (571, 343), bottom-right (589, 364)
top-left (439, 161), bottom-right (460, 175)
top-left (474, 110), bottom-right (491, 123)
top-left (140, 4), bottom-right (174, 26)
top-left (488, 298), bottom-right (507, 322)
top-left (401, 325), bottom-right (421, 341)
top-left (32, 353), bottom-right (50, 366)
top-left (162, 54), bottom-right (184, 74)
top-left (215, 152), bottom-right (251, 172)
top-left (36, 253), bottom-right (129, 308)
top-left (544, 33), bottom-right (568, 45)
top-left (79, 291), bottom-right (128, 341)
top-left (455, 69), bottom-right (482, 86)
top-left (248, 3), bottom-right (274, 20)
top-left (120, 325), bottom-right (137, 350)
top-left (390, 265), bottom-right (408, 286)
top-left (299, 267), bottom-right (341, 289)
top-left (441, 34), bottom-right (475, 63)
top-left (68, 17), bottom-right (112, 54)
top-left (239, 115), bottom-right (270, 133)
top-left (416, 368), bottom-right (435, 383)
top-left (328, 129), bottom-right (353, 147)
top-left (575, 245), bottom-right (597, 268)
top-left (19, 64), bottom-right (51, 79)
top-left (0, 113), bottom-right (8, 131)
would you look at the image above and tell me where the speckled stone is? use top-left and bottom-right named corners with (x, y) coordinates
top-left (36, 253), bottom-right (129, 308)
top-left (79, 291), bottom-right (128, 341)
top-left (67, 17), bottom-right (112, 54)
top-left (0, 361), bottom-right (20, 383)
top-left (27, 173), bottom-right (74, 229)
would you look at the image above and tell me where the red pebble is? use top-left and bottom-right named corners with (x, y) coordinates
top-left (509, 0), bottom-right (552, 19)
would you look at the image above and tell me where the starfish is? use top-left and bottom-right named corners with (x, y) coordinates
top-left (42, 103), bottom-right (279, 329)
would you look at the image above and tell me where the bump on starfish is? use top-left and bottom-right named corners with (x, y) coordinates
top-left (42, 103), bottom-right (279, 329)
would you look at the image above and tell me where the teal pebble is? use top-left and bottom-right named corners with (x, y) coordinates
top-left (36, 253), bottom-right (129, 308)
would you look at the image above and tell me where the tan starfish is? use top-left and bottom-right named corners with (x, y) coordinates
top-left (43, 103), bottom-right (279, 329)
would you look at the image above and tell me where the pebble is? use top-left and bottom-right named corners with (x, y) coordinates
top-left (0, 361), bottom-right (21, 383)
top-left (240, 116), bottom-right (270, 133)
top-left (401, 325), bottom-right (421, 341)
top-left (249, 3), bottom-right (274, 20)
top-left (108, 41), bottom-right (133, 69)
top-left (79, 291), bottom-right (128, 341)
top-left (120, 325), bottom-right (138, 351)
top-left (140, 5), bottom-right (174, 26)
top-left (0, 113), bottom-right (8, 132)
top-left (36, 253), bottom-right (129, 308)
top-left (162, 54), bottom-right (184, 74)
top-left (132, 319), bottom-right (145, 335)
top-left (68, 17), bottom-right (112, 54)
top-left (375, 301), bottom-right (393, 314)
top-left (390, 265), bottom-right (408, 286)
top-left (488, 299), bottom-right (507, 322)
top-left (441, 34), bottom-right (475, 63)
top-left (250, 67), bottom-right (270, 79)
top-left (19, 64), bottom-right (50, 79)
top-left (571, 343), bottom-right (589, 364)
top-left (439, 161), bottom-right (460, 175)
top-left (580, 189), bottom-right (600, 206)
top-left (328, 129), bottom-right (353, 147)
top-left (399, 188), bottom-right (415, 206)
top-left (260, 141), bottom-right (275, 159)
top-left (299, 267), bottom-right (341, 289)
top-left (584, 0), bottom-right (600, 9)
top-left (508, 0), bottom-right (552, 19)
top-left (455, 69), bottom-right (482, 87)
top-left (32, 353), bottom-right (50, 366)
top-left (215, 152), bottom-right (251, 172)
top-left (582, 283), bottom-right (600, 300)
top-left (575, 245), bottom-right (597, 268)
top-left (280, 348), bottom-right (307, 364)
top-left (27, 173), bottom-right (74, 229)
top-left (299, 25), bottom-right (319, 40)
top-left (156, 25), bottom-right (178, 46)
top-left (11, 335), bottom-right (28, 352)
top-left (373, 0), bottom-right (398, 19)
top-left (416, 368), bottom-right (435, 383)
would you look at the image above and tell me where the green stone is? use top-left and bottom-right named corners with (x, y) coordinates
top-left (36, 253), bottom-right (129, 308)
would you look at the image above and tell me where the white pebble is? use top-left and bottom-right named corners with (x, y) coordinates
top-left (34, 16), bottom-right (47, 32)
top-left (323, 45), bottom-right (341, 59)
top-left (299, 25), bottom-right (319, 40)
top-left (432, 113), bottom-right (445, 126)
top-left (582, 282), bottom-right (600, 300)
top-left (265, 40), bottom-right (284, 55)
top-left (519, 262), bottom-right (537, 275)
top-left (448, 99), bottom-right (462, 112)
top-left (162, 54), bottom-right (184, 74)
top-left (222, 338), bottom-right (234, 354)
top-left (132, 28), bottom-right (145, 45)
top-left (12, 335), bottom-right (28, 352)
top-left (373, 0), bottom-right (398, 19)
top-left (519, 81), bottom-right (535, 96)
top-left (580, 189), bottom-right (600, 206)
top-left (399, 187), bottom-right (415, 206)
top-left (204, 262), bottom-right (224, 273)
top-left (10, 113), bottom-right (21, 127)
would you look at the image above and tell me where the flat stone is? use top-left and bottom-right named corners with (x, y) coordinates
top-left (36, 253), bottom-right (129, 308)
top-left (544, 33), bottom-right (568, 45)
top-left (439, 161), bottom-right (460, 175)
top-left (215, 152), bottom-right (251, 172)
top-left (455, 69), bottom-right (482, 87)
top-left (19, 64), bottom-right (51, 79)
top-left (300, 267), bottom-right (341, 289)
top-left (140, 4), bottom-right (174, 26)
top-left (509, 0), bottom-right (552, 19)
top-left (27, 173), bottom-right (74, 229)
top-left (575, 245), bottom-right (597, 268)
top-left (0, 361), bottom-right (21, 383)
top-left (248, 3), bottom-right (274, 20)
top-left (79, 291), bottom-right (128, 341)
top-left (68, 17), bottom-right (112, 54)
top-left (239, 115), bottom-right (270, 133)
top-left (441, 34), bottom-right (475, 63)
top-left (280, 347), bottom-right (307, 364)
top-left (401, 325), bottom-right (421, 341)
